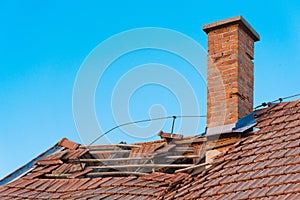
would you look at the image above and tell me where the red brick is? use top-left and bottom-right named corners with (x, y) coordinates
top-left (204, 17), bottom-right (259, 128)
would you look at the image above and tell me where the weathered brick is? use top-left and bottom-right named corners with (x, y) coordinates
top-left (203, 16), bottom-right (260, 128)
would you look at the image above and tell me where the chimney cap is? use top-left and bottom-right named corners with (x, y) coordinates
top-left (202, 16), bottom-right (260, 42)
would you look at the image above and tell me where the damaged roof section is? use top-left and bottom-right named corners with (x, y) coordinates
top-left (0, 134), bottom-right (204, 199)
top-left (2, 134), bottom-right (206, 182)
top-left (0, 136), bottom-right (194, 199)
top-left (0, 99), bottom-right (300, 199)
top-left (0, 121), bottom-right (254, 200)
top-left (0, 101), bottom-right (262, 199)
top-left (0, 118), bottom-right (251, 199)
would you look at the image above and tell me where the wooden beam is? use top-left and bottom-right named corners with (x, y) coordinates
top-left (205, 140), bottom-right (238, 150)
top-left (175, 162), bottom-right (209, 173)
top-left (88, 164), bottom-right (193, 170)
top-left (74, 157), bottom-right (153, 162)
top-left (44, 174), bottom-right (69, 178)
top-left (165, 155), bottom-right (202, 159)
top-left (69, 155), bottom-right (202, 163)
top-left (173, 138), bottom-right (206, 144)
top-left (87, 171), bottom-right (147, 177)
top-left (172, 147), bottom-right (195, 152)
top-left (83, 144), bottom-right (141, 149)
top-left (89, 148), bottom-right (198, 155)
top-left (89, 150), bottom-right (131, 154)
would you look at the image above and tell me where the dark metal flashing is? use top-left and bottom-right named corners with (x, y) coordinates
top-left (0, 145), bottom-right (63, 186)
top-left (206, 112), bottom-right (257, 136)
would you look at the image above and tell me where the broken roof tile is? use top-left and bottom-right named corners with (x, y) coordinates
top-left (57, 138), bottom-right (80, 150)
top-left (67, 168), bottom-right (93, 178)
top-left (158, 131), bottom-right (184, 140)
top-left (63, 149), bottom-right (89, 160)
top-left (36, 159), bottom-right (63, 166)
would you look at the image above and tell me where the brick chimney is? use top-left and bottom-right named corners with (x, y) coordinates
top-left (203, 16), bottom-right (260, 130)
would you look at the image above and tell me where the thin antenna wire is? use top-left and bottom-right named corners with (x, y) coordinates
top-left (89, 115), bottom-right (206, 145)
top-left (281, 93), bottom-right (300, 100)
top-left (254, 93), bottom-right (300, 110)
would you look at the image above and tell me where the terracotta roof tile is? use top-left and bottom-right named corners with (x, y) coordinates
top-left (100, 177), bottom-right (123, 187)
top-left (286, 126), bottom-right (300, 135)
top-left (34, 192), bottom-right (58, 199)
top-left (15, 190), bottom-right (40, 199)
top-left (76, 177), bottom-right (101, 190)
top-left (62, 178), bottom-right (90, 191)
top-left (33, 179), bottom-right (56, 191)
top-left (248, 187), bottom-right (268, 198)
top-left (25, 179), bottom-right (47, 190)
top-left (57, 138), bottom-right (79, 150)
top-left (284, 113), bottom-right (300, 122)
top-left (145, 180), bottom-right (169, 188)
top-left (87, 193), bottom-right (110, 199)
top-left (63, 148), bottom-right (89, 160)
top-left (46, 179), bottom-right (68, 192)
top-left (184, 188), bottom-right (207, 199)
top-left (67, 168), bottom-right (93, 178)
top-left (36, 159), bottom-right (63, 166)
top-left (0, 186), bottom-right (8, 194)
top-left (5, 187), bottom-right (29, 198)
top-left (257, 118), bottom-right (275, 127)
top-left (1, 187), bottom-right (22, 196)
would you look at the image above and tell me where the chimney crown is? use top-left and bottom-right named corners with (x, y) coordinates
top-left (203, 16), bottom-right (260, 42)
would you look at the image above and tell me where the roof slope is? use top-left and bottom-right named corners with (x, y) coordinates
top-left (0, 172), bottom-right (187, 199)
top-left (0, 135), bottom-right (198, 199)
top-left (1, 99), bottom-right (300, 199)
top-left (167, 99), bottom-right (300, 199)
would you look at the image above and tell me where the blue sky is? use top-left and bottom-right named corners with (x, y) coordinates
top-left (1, 1), bottom-right (300, 179)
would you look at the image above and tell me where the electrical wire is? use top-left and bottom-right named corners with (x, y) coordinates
top-left (281, 93), bottom-right (300, 101)
top-left (90, 93), bottom-right (300, 144)
top-left (89, 115), bottom-right (206, 145)
top-left (254, 93), bottom-right (300, 110)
